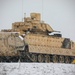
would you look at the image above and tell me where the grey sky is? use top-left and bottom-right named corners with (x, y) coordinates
top-left (0, 0), bottom-right (75, 41)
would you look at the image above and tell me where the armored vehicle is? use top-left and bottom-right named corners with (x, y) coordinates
top-left (0, 13), bottom-right (75, 63)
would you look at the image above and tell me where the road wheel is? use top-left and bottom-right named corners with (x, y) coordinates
top-left (59, 56), bottom-right (64, 63)
top-left (38, 54), bottom-right (43, 62)
top-left (45, 55), bottom-right (50, 63)
top-left (53, 55), bottom-right (58, 63)
top-left (31, 54), bottom-right (37, 62)
top-left (65, 56), bottom-right (70, 63)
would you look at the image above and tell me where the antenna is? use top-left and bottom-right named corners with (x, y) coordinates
top-left (22, 0), bottom-right (23, 21)
top-left (24, 13), bottom-right (26, 18)
top-left (42, 0), bottom-right (44, 21)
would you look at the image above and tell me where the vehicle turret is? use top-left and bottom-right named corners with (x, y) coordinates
top-left (12, 13), bottom-right (54, 35)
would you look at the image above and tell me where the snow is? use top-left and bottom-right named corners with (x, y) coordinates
top-left (0, 63), bottom-right (75, 75)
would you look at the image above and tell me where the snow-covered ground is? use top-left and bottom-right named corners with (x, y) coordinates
top-left (0, 63), bottom-right (75, 75)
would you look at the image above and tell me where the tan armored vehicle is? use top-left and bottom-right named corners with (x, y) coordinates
top-left (0, 13), bottom-right (75, 63)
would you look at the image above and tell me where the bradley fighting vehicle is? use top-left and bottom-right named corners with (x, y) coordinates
top-left (0, 13), bottom-right (75, 63)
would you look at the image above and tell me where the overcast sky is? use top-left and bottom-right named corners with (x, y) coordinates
top-left (0, 0), bottom-right (75, 41)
